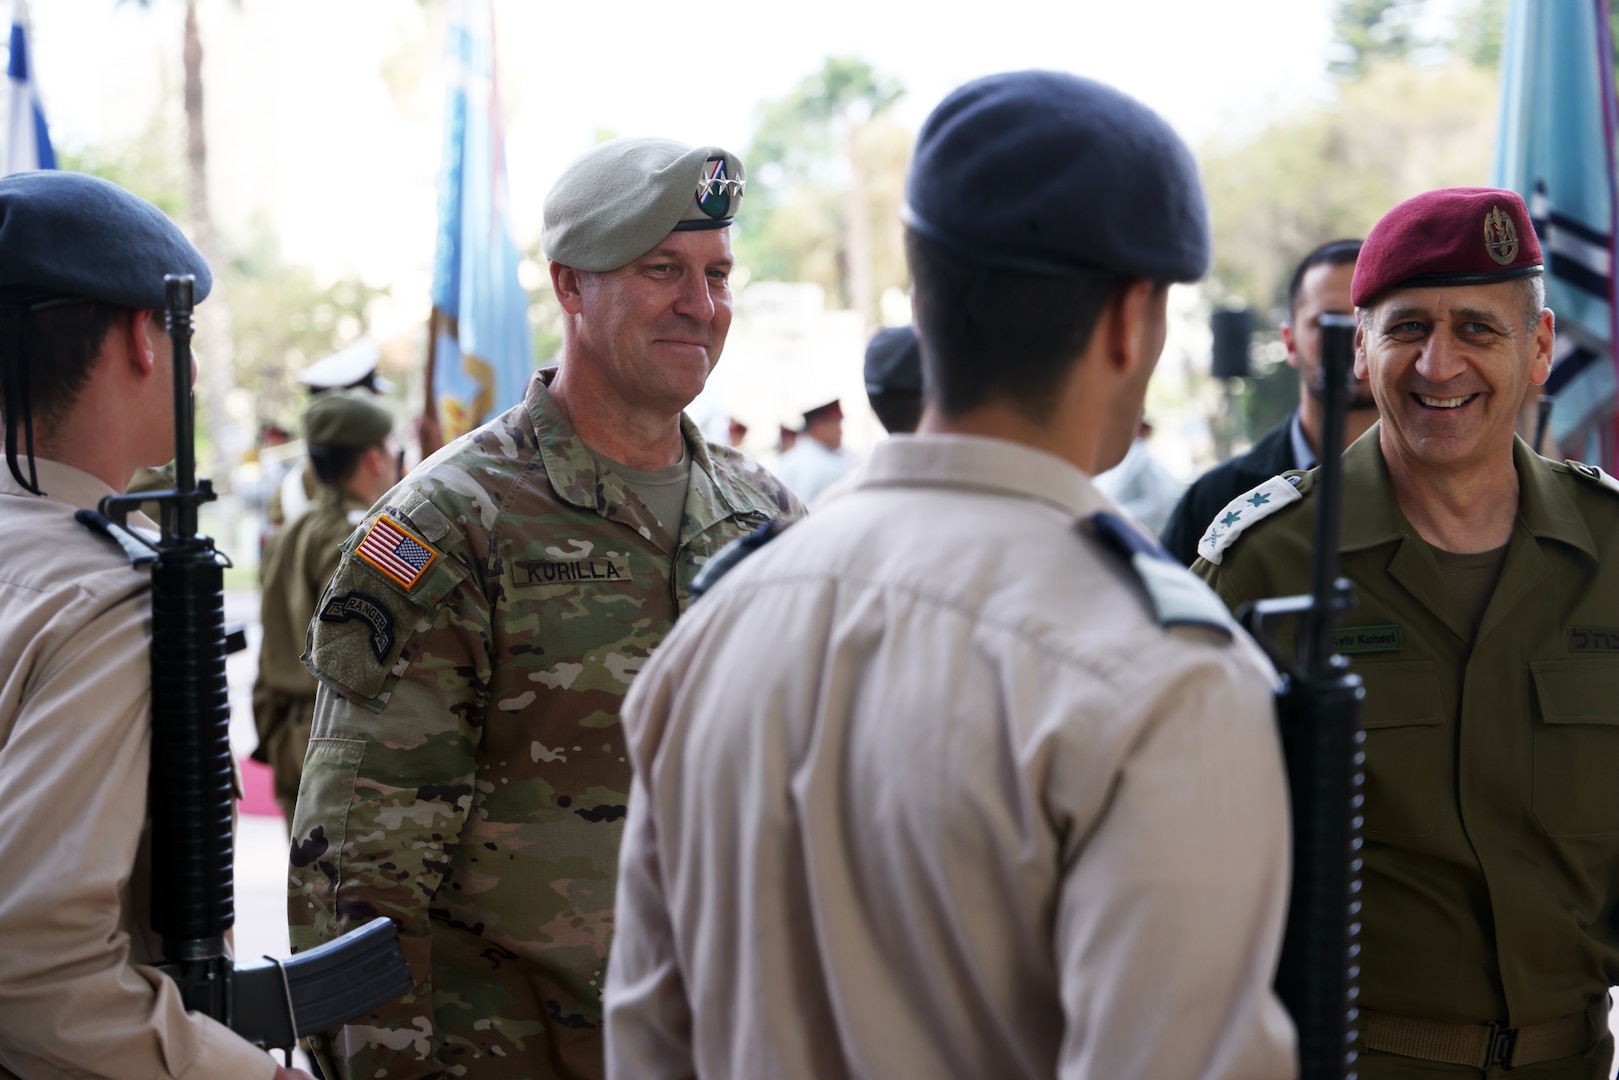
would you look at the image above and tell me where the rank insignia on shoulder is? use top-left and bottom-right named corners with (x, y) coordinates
top-left (1085, 511), bottom-right (1232, 639)
top-left (1196, 474), bottom-right (1304, 566)
top-left (1566, 459), bottom-right (1619, 496)
top-left (355, 512), bottom-right (439, 591)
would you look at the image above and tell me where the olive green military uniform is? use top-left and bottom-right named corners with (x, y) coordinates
top-left (288, 369), bottom-right (802, 1079)
top-left (1197, 427), bottom-right (1619, 1078)
top-left (252, 484), bottom-right (372, 820)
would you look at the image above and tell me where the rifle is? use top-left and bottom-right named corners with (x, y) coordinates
top-left (1237, 313), bottom-right (1366, 1079)
top-left (89, 274), bottom-right (414, 1055)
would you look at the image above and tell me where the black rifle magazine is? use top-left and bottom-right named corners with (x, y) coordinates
top-left (232, 917), bottom-right (414, 1047)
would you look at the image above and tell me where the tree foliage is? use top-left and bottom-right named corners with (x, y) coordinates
top-left (736, 57), bottom-right (909, 321)
top-left (1329, 0), bottom-right (1428, 79)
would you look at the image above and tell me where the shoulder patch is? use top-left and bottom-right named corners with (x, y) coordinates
top-left (1086, 511), bottom-right (1232, 639)
top-left (690, 520), bottom-right (790, 599)
top-left (1565, 459), bottom-right (1619, 496)
top-left (1196, 473), bottom-right (1305, 566)
top-left (354, 512), bottom-right (439, 590)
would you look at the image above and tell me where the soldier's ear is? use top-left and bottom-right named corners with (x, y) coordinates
top-left (1105, 278), bottom-right (1162, 377)
top-left (121, 309), bottom-right (159, 376)
top-left (551, 262), bottom-right (586, 316)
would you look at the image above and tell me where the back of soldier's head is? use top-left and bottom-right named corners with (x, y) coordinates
top-left (900, 71), bottom-right (1209, 424)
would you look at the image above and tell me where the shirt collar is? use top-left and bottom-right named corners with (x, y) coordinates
top-left (1288, 409), bottom-right (1317, 472)
top-left (849, 433), bottom-right (1106, 518)
top-left (1337, 424), bottom-right (1596, 560)
top-left (0, 457), bottom-right (118, 510)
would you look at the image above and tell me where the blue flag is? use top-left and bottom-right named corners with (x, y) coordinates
top-left (1491, 0), bottom-right (1619, 464)
top-left (5, 0), bottom-right (54, 174)
top-left (430, 0), bottom-right (532, 440)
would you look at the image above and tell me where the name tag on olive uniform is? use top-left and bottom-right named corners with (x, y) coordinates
top-left (1335, 624), bottom-right (1404, 654)
top-left (514, 555), bottom-right (633, 587)
top-left (1569, 626), bottom-right (1619, 652)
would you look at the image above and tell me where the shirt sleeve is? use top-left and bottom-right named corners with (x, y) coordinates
top-left (1052, 647), bottom-right (1297, 1080)
top-left (0, 583), bottom-right (277, 1080)
top-left (602, 754), bottom-right (695, 1080)
top-left (288, 562), bottom-right (487, 1079)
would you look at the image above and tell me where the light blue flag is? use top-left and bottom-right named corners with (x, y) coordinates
top-left (430, 0), bottom-right (532, 440)
top-left (5, 0), bottom-right (54, 175)
top-left (1491, 0), bottom-right (1619, 461)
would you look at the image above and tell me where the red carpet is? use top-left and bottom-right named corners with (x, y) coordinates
top-left (238, 755), bottom-right (283, 818)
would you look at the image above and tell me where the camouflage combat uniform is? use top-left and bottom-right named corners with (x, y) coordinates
top-left (288, 369), bottom-right (802, 1079)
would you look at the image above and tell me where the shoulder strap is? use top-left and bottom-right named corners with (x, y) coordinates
top-left (1196, 473), bottom-right (1306, 566)
top-left (690, 520), bottom-right (790, 599)
top-left (1565, 459), bottom-right (1619, 497)
top-left (75, 509), bottom-right (159, 567)
top-left (1086, 511), bottom-right (1231, 639)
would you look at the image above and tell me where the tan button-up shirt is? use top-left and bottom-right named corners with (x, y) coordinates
top-left (607, 434), bottom-right (1297, 1080)
top-left (0, 460), bottom-right (275, 1079)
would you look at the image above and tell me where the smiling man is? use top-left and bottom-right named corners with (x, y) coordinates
top-left (1196, 187), bottom-right (1619, 1077)
top-left (286, 137), bottom-right (802, 1080)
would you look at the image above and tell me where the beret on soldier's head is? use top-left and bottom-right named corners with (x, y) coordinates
top-left (901, 70), bottom-right (1210, 283)
top-left (303, 388), bottom-right (393, 450)
top-left (864, 325), bottom-right (923, 397)
top-left (0, 170), bottom-right (211, 307)
top-left (1352, 187), bottom-right (1543, 308)
top-left (541, 137), bottom-right (746, 272)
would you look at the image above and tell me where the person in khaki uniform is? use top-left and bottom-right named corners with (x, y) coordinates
top-left (604, 71), bottom-right (1296, 1080)
top-left (287, 137), bottom-right (802, 1080)
top-left (0, 174), bottom-right (313, 1079)
top-left (252, 389), bottom-right (398, 821)
top-left (1196, 187), bottom-right (1619, 1078)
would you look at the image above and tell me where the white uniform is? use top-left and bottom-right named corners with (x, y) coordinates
top-left (605, 434), bottom-right (1297, 1080)
top-left (774, 435), bottom-right (856, 504)
top-left (0, 460), bottom-right (275, 1080)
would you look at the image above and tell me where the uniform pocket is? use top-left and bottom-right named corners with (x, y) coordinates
top-left (1531, 660), bottom-right (1619, 837)
top-left (289, 737), bottom-right (365, 878)
top-left (1355, 659), bottom-right (1450, 838)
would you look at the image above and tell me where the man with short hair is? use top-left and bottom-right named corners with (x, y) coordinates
top-left (0, 171), bottom-right (312, 1079)
top-left (288, 137), bottom-right (801, 1079)
top-left (603, 71), bottom-right (1294, 1080)
top-left (252, 388), bottom-right (399, 823)
top-left (1198, 187), bottom-right (1619, 1076)
top-left (1161, 238), bottom-right (1369, 564)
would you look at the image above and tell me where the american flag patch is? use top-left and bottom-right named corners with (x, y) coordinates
top-left (355, 513), bottom-right (437, 590)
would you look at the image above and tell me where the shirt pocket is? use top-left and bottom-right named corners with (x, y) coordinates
top-left (1530, 660), bottom-right (1619, 837)
top-left (1356, 659), bottom-right (1450, 839)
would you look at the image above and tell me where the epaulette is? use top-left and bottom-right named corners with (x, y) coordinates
top-left (75, 509), bottom-right (159, 567)
top-left (1195, 472), bottom-right (1306, 566)
top-left (1565, 459), bottom-right (1619, 496)
top-left (690, 520), bottom-right (790, 599)
top-left (1085, 511), bottom-right (1231, 639)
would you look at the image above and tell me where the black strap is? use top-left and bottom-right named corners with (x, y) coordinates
top-left (2, 304), bottom-right (42, 495)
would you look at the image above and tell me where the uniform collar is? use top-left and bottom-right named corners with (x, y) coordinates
top-left (0, 456), bottom-right (117, 509)
top-left (850, 433), bottom-right (1106, 518)
top-left (527, 367), bottom-right (778, 525)
top-left (1337, 423), bottom-right (1596, 560)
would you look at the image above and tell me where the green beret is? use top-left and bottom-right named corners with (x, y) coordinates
top-left (541, 137), bottom-right (746, 272)
top-left (302, 388), bottom-right (392, 449)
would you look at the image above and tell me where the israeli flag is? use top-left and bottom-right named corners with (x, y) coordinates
top-left (429, 0), bottom-right (532, 440)
top-left (1491, 0), bottom-right (1618, 456)
top-left (5, 0), bottom-right (54, 175)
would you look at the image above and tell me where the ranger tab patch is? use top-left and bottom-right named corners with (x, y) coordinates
top-left (319, 591), bottom-right (395, 662)
top-left (1197, 474), bottom-right (1304, 566)
top-left (355, 512), bottom-right (438, 590)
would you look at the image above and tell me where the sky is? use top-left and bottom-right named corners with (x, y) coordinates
top-left (19, 0), bottom-right (1466, 377)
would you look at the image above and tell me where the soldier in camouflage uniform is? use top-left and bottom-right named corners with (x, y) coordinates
top-left (287, 137), bottom-right (802, 1080)
top-left (253, 389), bottom-right (398, 822)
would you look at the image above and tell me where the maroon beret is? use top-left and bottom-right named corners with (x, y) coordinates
top-left (1351, 187), bottom-right (1543, 307)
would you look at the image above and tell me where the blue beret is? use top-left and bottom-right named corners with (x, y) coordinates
top-left (901, 71), bottom-right (1210, 283)
top-left (0, 171), bottom-right (211, 307)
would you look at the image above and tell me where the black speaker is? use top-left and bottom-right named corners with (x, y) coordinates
top-left (1211, 307), bottom-right (1253, 379)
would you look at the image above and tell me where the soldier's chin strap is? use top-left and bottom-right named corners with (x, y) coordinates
top-left (2, 302), bottom-right (42, 496)
top-left (2, 294), bottom-right (97, 497)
